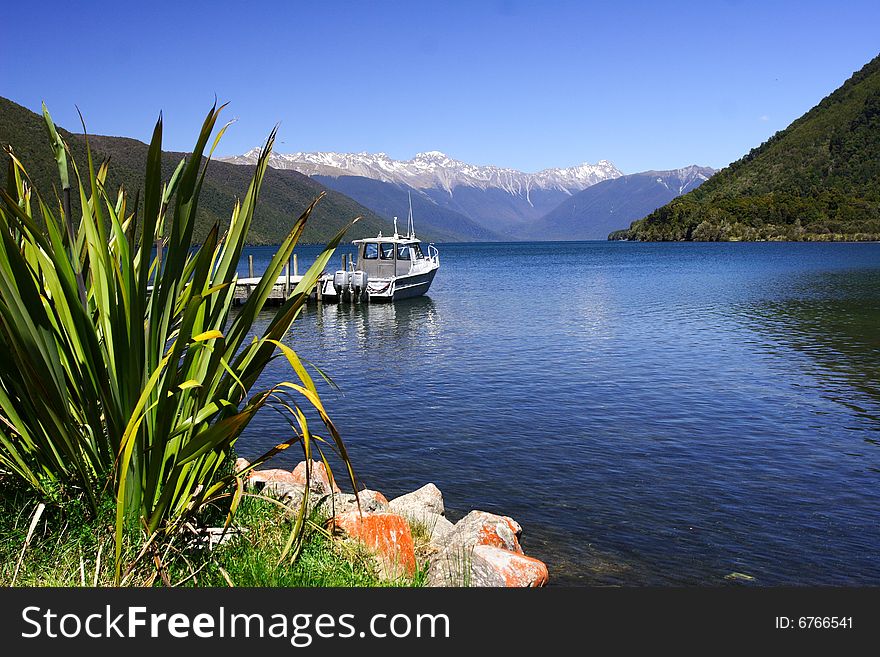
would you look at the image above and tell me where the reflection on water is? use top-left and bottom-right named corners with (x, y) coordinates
top-left (240, 242), bottom-right (880, 585)
top-left (310, 297), bottom-right (440, 352)
top-left (738, 269), bottom-right (880, 427)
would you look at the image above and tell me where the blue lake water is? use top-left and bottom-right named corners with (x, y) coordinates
top-left (236, 241), bottom-right (880, 586)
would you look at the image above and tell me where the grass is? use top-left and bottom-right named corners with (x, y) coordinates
top-left (0, 487), bottom-right (119, 586)
top-left (409, 518), bottom-right (433, 546)
top-left (408, 518), bottom-right (437, 582)
top-left (0, 489), bottom-right (426, 587)
top-left (193, 497), bottom-right (425, 588)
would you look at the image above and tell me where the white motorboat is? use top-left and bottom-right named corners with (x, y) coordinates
top-left (320, 195), bottom-right (439, 302)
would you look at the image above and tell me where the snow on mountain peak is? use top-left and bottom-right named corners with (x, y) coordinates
top-left (217, 149), bottom-right (623, 196)
top-left (414, 150), bottom-right (449, 159)
top-left (639, 165), bottom-right (715, 194)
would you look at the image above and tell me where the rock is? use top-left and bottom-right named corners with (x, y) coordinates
top-left (234, 457), bottom-right (251, 474)
top-left (428, 543), bottom-right (484, 587)
top-left (310, 489), bottom-right (388, 520)
top-left (389, 483), bottom-right (444, 517)
top-left (247, 468), bottom-right (343, 516)
top-left (437, 510), bottom-right (523, 554)
top-left (505, 517), bottom-right (523, 536)
top-left (262, 481), bottom-right (306, 505)
top-left (357, 489), bottom-right (390, 513)
top-left (315, 490), bottom-right (387, 514)
top-left (388, 484), bottom-right (450, 540)
top-left (330, 511), bottom-right (416, 579)
top-left (291, 459), bottom-right (342, 494)
top-left (427, 511), bottom-right (526, 585)
top-left (425, 513), bottom-right (455, 542)
top-left (247, 468), bottom-right (299, 490)
top-left (197, 526), bottom-right (247, 550)
top-left (471, 545), bottom-right (548, 587)
top-left (427, 544), bottom-right (549, 588)
top-left (315, 492), bottom-right (357, 516)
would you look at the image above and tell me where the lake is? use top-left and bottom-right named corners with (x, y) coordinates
top-left (237, 241), bottom-right (880, 586)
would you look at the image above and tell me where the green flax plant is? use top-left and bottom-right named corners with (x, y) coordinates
top-left (0, 104), bottom-right (357, 582)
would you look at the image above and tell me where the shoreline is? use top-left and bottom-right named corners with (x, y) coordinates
top-left (240, 458), bottom-right (550, 588)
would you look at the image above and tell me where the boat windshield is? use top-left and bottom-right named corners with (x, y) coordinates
top-left (411, 243), bottom-right (425, 259)
top-left (379, 243), bottom-right (395, 260)
top-left (397, 244), bottom-right (411, 261)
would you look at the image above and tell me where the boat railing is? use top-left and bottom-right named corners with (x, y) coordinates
top-left (427, 243), bottom-right (439, 264)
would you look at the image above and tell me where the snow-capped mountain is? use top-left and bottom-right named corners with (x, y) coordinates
top-left (220, 149), bottom-right (622, 198)
top-left (640, 165), bottom-right (713, 195)
top-left (218, 149), bottom-right (623, 237)
top-left (525, 165), bottom-right (716, 240)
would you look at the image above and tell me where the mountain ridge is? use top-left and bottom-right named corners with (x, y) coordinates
top-left (219, 149), bottom-right (623, 196)
top-left (0, 96), bottom-right (398, 245)
top-left (613, 53), bottom-right (880, 241)
top-left (220, 149), bottom-right (624, 238)
top-left (309, 174), bottom-right (505, 242)
top-left (525, 166), bottom-right (714, 240)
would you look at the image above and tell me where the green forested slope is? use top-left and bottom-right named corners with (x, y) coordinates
top-left (0, 96), bottom-right (392, 244)
top-left (613, 54), bottom-right (880, 241)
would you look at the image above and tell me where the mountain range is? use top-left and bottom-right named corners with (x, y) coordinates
top-left (219, 150), bottom-right (711, 240)
top-left (219, 149), bottom-right (623, 195)
top-left (7, 53), bottom-right (877, 246)
top-left (615, 52), bottom-right (880, 241)
top-left (529, 166), bottom-right (713, 240)
top-left (1, 93), bottom-right (714, 244)
top-left (218, 150), bottom-right (624, 238)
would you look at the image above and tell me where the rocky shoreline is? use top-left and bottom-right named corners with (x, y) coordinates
top-left (237, 458), bottom-right (549, 587)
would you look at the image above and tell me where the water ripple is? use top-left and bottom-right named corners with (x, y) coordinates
top-left (240, 241), bottom-right (880, 585)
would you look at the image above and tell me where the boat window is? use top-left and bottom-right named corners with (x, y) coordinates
top-left (363, 243), bottom-right (378, 259)
top-left (411, 243), bottom-right (425, 259)
top-left (397, 245), bottom-right (411, 261)
top-left (379, 243), bottom-right (395, 260)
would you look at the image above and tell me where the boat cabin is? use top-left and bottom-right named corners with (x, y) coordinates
top-left (354, 237), bottom-right (428, 279)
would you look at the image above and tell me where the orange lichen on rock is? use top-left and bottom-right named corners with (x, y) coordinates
top-left (441, 511), bottom-right (523, 554)
top-left (247, 468), bottom-right (299, 487)
top-left (330, 511), bottom-right (416, 578)
top-left (477, 518), bottom-right (523, 554)
top-left (472, 545), bottom-right (549, 587)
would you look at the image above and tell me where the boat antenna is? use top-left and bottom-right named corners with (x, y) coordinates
top-left (407, 191), bottom-right (416, 239)
top-left (393, 216), bottom-right (399, 239)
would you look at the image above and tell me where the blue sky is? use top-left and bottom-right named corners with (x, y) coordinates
top-left (2, 0), bottom-right (878, 174)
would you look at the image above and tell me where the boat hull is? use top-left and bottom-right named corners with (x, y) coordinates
top-left (371, 267), bottom-right (438, 302)
top-left (317, 265), bottom-right (438, 302)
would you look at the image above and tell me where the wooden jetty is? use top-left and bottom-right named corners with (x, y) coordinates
top-left (150, 246), bottom-right (330, 305)
top-left (233, 273), bottom-right (308, 304)
top-left (232, 253), bottom-right (331, 305)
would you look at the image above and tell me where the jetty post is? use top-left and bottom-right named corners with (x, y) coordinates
top-left (248, 254), bottom-right (254, 278)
